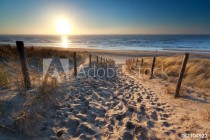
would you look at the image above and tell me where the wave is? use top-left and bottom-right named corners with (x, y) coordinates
top-left (0, 35), bottom-right (210, 51)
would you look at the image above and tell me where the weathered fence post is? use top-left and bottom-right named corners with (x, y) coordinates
top-left (150, 57), bottom-right (156, 79)
top-left (73, 52), bottom-right (77, 77)
top-left (175, 53), bottom-right (190, 98)
top-left (96, 56), bottom-right (99, 68)
top-left (16, 41), bottom-right (31, 88)
top-left (106, 61), bottom-right (108, 69)
top-left (141, 58), bottom-right (144, 68)
top-left (89, 54), bottom-right (92, 68)
top-left (96, 56), bottom-right (99, 64)
top-left (101, 57), bottom-right (103, 65)
top-left (136, 58), bottom-right (139, 67)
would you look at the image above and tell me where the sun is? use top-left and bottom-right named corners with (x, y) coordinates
top-left (56, 19), bottom-right (71, 35)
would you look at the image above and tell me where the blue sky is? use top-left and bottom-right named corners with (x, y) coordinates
top-left (0, 0), bottom-right (210, 34)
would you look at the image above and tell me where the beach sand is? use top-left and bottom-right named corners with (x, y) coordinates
top-left (0, 47), bottom-right (210, 139)
top-left (66, 47), bottom-right (210, 63)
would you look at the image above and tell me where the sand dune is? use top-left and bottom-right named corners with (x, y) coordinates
top-left (0, 46), bottom-right (210, 139)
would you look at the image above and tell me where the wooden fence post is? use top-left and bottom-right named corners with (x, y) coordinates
top-left (141, 58), bottom-right (144, 68)
top-left (96, 56), bottom-right (98, 68)
top-left (89, 54), bottom-right (92, 68)
top-left (101, 57), bottom-right (103, 65)
top-left (106, 61), bottom-right (108, 69)
top-left (175, 53), bottom-right (189, 98)
top-left (96, 56), bottom-right (99, 64)
top-left (73, 52), bottom-right (77, 77)
top-left (150, 57), bottom-right (156, 79)
top-left (16, 41), bottom-right (31, 88)
top-left (136, 58), bottom-right (139, 67)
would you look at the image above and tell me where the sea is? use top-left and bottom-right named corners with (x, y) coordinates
top-left (0, 35), bottom-right (210, 52)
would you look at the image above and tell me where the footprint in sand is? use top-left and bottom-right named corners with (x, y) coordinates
top-left (147, 120), bottom-right (155, 128)
top-left (106, 124), bottom-right (114, 132)
top-left (115, 113), bottom-right (126, 121)
top-left (75, 123), bottom-right (96, 137)
top-left (159, 113), bottom-right (170, 119)
top-left (150, 102), bottom-right (156, 106)
top-left (86, 113), bottom-right (96, 123)
top-left (65, 116), bottom-right (80, 136)
top-left (150, 111), bottom-right (158, 121)
top-left (140, 105), bottom-right (146, 115)
top-left (137, 97), bottom-right (143, 103)
top-left (162, 122), bottom-right (171, 127)
top-left (156, 107), bottom-right (164, 112)
top-left (122, 131), bottom-right (133, 140)
top-left (145, 95), bottom-right (150, 99)
top-left (134, 126), bottom-right (148, 139)
top-left (126, 121), bottom-right (135, 130)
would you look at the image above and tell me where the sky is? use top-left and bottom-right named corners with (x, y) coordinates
top-left (0, 0), bottom-right (210, 35)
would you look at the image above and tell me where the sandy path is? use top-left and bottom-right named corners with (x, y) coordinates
top-left (1, 57), bottom-right (209, 140)
top-left (32, 62), bottom-right (183, 140)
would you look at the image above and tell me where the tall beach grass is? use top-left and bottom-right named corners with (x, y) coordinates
top-left (126, 55), bottom-right (210, 92)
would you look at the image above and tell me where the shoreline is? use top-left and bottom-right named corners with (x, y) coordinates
top-left (28, 45), bottom-right (210, 55)
top-left (39, 46), bottom-right (210, 64)
top-left (2, 43), bottom-right (210, 54)
top-left (31, 46), bottom-right (210, 59)
top-left (1, 44), bottom-right (210, 63)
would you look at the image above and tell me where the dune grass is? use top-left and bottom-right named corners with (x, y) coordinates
top-left (0, 44), bottom-right (87, 87)
top-left (11, 74), bottom-right (60, 135)
top-left (125, 55), bottom-right (210, 91)
top-left (0, 44), bottom-right (86, 60)
top-left (0, 65), bottom-right (9, 88)
top-left (14, 109), bottom-right (45, 135)
top-left (0, 44), bottom-right (88, 135)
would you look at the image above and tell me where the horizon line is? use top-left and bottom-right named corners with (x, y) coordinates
top-left (0, 33), bottom-right (210, 36)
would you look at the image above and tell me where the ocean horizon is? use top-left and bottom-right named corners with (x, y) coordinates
top-left (0, 34), bottom-right (210, 52)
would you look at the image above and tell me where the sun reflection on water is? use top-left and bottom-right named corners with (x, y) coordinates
top-left (61, 35), bottom-right (69, 48)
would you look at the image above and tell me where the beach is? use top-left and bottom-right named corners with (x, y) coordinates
top-left (1, 0), bottom-right (210, 139)
top-left (0, 45), bottom-right (210, 139)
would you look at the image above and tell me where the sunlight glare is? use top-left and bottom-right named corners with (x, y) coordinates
top-left (61, 35), bottom-right (69, 48)
top-left (56, 19), bottom-right (71, 35)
